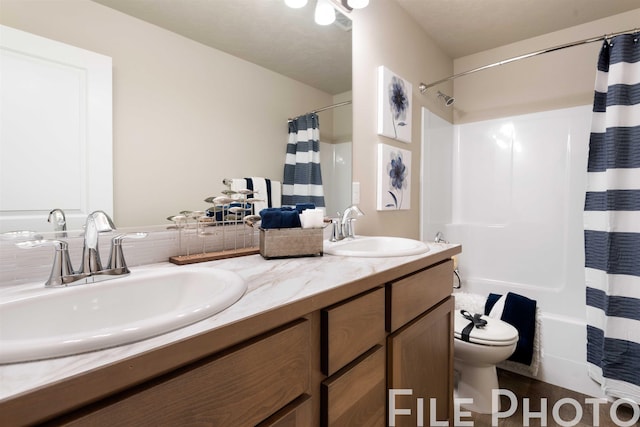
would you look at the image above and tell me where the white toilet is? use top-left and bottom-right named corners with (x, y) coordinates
top-left (453, 310), bottom-right (519, 414)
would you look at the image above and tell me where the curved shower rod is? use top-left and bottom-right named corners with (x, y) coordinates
top-left (419, 27), bottom-right (639, 92)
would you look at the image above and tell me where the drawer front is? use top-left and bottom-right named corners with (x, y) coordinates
top-left (257, 394), bottom-right (313, 427)
top-left (387, 260), bottom-right (453, 332)
top-left (321, 345), bottom-right (386, 427)
top-left (321, 287), bottom-right (386, 376)
top-left (60, 319), bottom-right (310, 426)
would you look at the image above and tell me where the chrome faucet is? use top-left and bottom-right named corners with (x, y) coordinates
top-left (330, 205), bottom-right (365, 241)
top-left (434, 231), bottom-right (449, 243)
top-left (17, 211), bottom-right (147, 287)
top-left (79, 210), bottom-right (116, 275)
top-left (47, 208), bottom-right (67, 238)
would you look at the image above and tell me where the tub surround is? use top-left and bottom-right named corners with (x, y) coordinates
top-left (0, 242), bottom-right (460, 425)
top-left (423, 105), bottom-right (611, 398)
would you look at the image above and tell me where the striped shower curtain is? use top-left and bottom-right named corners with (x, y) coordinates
top-left (282, 113), bottom-right (325, 208)
top-left (584, 33), bottom-right (640, 402)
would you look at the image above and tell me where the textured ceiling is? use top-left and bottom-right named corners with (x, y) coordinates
top-left (91, 0), bottom-right (352, 95)
top-left (395, 0), bottom-right (640, 58)
top-left (91, 0), bottom-right (639, 94)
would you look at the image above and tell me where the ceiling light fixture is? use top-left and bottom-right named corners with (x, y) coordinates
top-left (284, 0), bottom-right (367, 25)
top-left (315, 0), bottom-right (336, 25)
top-left (284, 0), bottom-right (308, 8)
top-left (346, 0), bottom-right (369, 9)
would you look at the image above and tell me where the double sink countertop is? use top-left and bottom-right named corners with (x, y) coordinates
top-left (0, 242), bottom-right (460, 420)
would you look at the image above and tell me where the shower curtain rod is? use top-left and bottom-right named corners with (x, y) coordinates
top-left (288, 100), bottom-right (352, 122)
top-left (419, 27), bottom-right (639, 92)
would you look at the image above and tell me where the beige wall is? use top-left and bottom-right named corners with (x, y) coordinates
top-left (1, 0), bottom-right (455, 238)
top-left (6, 0), bottom-right (633, 238)
top-left (453, 9), bottom-right (640, 124)
top-left (351, 0), bottom-right (453, 239)
top-left (350, 5), bottom-right (639, 239)
top-left (0, 0), bottom-right (334, 227)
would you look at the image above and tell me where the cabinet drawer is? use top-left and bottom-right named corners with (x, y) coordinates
top-left (60, 319), bottom-right (310, 426)
top-left (321, 287), bottom-right (385, 376)
top-left (257, 394), bottom-right (313, 427)
top-left (321, 345), bottom-right (386, 427)
top-left (386, 260), bottom-right (453, 332)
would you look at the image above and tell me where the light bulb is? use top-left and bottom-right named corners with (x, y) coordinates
top-left (347, 0), bottom-right (369, 9)
top-left (285, 0), bottom-right (308, 8)
top-left (314, 0), bottom-right (336, 25)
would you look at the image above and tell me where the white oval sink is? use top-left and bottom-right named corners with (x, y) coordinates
top-left (0, 267), bottom-right (246, 364)
top-left (324, 236), bottom-right (430, 257)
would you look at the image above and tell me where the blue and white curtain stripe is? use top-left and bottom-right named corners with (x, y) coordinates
top-left (584, 33), bottom-right (640, 402)
top-left (282, 113), bottom-right (325, 208)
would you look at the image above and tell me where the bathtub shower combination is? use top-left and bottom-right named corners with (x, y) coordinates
top-left (422, 98), bottom-right (638, 401)
top-left (420, 29), bottom-right (639, 405)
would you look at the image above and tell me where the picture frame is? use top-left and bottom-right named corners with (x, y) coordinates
top-left (377, 143), bottom-right (411, 210)
top-left (377, 66), bottom-right (412, 143)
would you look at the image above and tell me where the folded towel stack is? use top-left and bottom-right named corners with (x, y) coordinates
top-left (259, 204), bottom-right (317, 229)
top-left (294, 203), bottom-right (316, 213)
top-left (299, 208), bottom-right (324, 228)
top-left (259, 207), bottom-right (301, 229)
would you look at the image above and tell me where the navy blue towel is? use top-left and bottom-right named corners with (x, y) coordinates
top-left (295, 203), bottom-right (316, 213)
top-left (259, 207), bottom-right (301, 229)
top-left (485, 292), bottom-right (537, 366)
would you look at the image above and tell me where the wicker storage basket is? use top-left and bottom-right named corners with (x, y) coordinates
top-left (259, 227), bottom-right (323, 259)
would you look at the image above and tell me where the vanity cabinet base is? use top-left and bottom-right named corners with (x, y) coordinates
top-left (55, 320), bottom-right (310, 426)
top-left (5, 248), bottom-right (461, 427)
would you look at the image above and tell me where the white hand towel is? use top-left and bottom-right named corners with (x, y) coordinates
top-left (250, 177), bottom-right (269, 213)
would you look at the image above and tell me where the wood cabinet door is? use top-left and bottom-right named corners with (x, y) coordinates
top-left (387, 297), bottom-right (454, 427)
top-left (321, 345), bottom-right (386, 427)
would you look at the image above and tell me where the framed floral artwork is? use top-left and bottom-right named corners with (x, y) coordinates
top-left (377, 143), bottom-right (411, 210)
top-left (377, 66), bottom-right (412, 143)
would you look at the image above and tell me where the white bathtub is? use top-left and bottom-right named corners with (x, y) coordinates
top-left (421, 105), bottom-right (605, 398)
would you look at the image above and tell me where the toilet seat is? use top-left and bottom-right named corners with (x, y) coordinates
top-left (454, 310), bottom-right (518, 346)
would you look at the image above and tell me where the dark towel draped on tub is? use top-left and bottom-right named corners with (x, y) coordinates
top-left (485, 292), bottom-right (537, 366)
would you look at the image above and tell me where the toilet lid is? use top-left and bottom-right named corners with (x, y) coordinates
top-left (454, 310), bottom-right (519, 346)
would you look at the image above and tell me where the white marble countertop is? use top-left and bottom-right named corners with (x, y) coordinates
top-left (0, 242), bottom-right (459, 402)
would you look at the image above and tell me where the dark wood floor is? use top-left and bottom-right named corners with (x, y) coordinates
top-left (464, 369), bottom-right (638, 427)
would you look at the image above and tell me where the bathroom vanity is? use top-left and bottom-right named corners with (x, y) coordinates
top-left (0, 243), bottom-right (460, 426)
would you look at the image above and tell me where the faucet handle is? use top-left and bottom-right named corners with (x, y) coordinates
top-left (344, 218), bottom-right (357, 240)
top-left (106, 232), bottom-right (147, 274)
top-left (329, 218), bottom-right (342, 242)
top-left (16, 239), bottom-right (75, 287)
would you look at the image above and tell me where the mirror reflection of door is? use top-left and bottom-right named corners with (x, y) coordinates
top-left (0, 25), bottom-right (113, 233)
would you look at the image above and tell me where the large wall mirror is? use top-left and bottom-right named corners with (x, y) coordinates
top-left (0, 24), bottom-right (113, 233)
top-left (0, 0), bottom-right (352, 232)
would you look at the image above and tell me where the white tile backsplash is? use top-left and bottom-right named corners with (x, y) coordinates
top-left (0, 225), bottom-right (259, 288)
